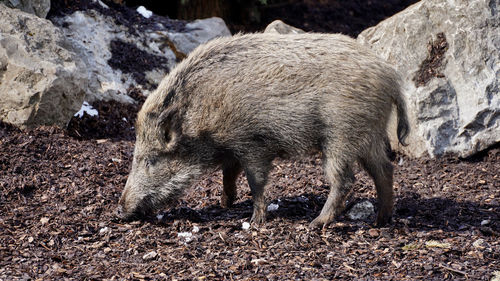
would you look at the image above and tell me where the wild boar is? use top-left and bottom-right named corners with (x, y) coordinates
top-left (117, 33), bottom-right (409, 228)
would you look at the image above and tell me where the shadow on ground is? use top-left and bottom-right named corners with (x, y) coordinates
top-left (150, 192), bottom-right (498, 235)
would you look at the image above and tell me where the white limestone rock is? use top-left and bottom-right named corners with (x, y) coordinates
top-left (0, 4), bottom-right (87, 128)
top-left (358, 0), bottom-right (499, 157)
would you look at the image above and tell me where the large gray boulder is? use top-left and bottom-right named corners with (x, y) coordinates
top-left (358, 0), bottom-right (499, 158)
top-left (0, 0), bottom-right (50, 18)
top-left (0, 4), bottom-right (87, 128)
top-left (168, 17), bottom-right (232, 55)
top-left (51, 5), bottom-right (231, 103)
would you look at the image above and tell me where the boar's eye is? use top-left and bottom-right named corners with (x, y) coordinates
top-left (164, 129), bottom-right (172, 143)
top-left (145, 157), bottom-right (158, 168)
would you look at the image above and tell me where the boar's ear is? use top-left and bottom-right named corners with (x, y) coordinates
top-left (158, 108), bottom-right (181, 151)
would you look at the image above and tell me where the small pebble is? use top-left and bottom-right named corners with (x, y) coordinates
top-left (267, 203), bottom-right (279, 212)
top-left (142, 251), bottom-right (158, 260)
top-left (99, 227), bottom-right (109, 234)
top-left (347, 201), bottom-right (374, 220)
top-left (136, 6), bottom-right (153, 18)
top-left (242, 222), bottom-right (250, 230)
top-left (480, 219), bottom-right (490, 226)
top-left (251, 258), bottom-right (267, 265)
top-left (177, 232), bottom-right (193, 243)
top-left (491, 271), bottom-right (500, 281)
top-left (473, 239), bottom-right (484, 248)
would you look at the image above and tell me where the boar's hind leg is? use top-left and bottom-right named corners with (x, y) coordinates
top-left (221, 162), bottom-right (242, 208)
top-left (244, 161), bottom-right (272, 225)
top-left (310, 155), bottom-right (355, 229)
top-left (360, 142), bottom-right (394, 226)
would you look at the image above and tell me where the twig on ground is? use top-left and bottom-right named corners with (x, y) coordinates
top-left (438, 263), bottom-right (468, 279)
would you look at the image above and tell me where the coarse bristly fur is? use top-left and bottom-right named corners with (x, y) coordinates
top-left (118, 32), bottom-right (410, 228)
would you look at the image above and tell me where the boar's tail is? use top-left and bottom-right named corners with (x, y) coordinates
top-left (393, 89), bottom-right (410, 146)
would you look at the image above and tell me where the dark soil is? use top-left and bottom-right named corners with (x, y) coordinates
top-left (129, 0), bottom-right (420, 37)
top-left (108, 39), bottom-right (170, 89)
top-left (1, 0), bottom-right (498, 280)
top-left (50, 0), bottom-right (421, 37)
top-left (413, 32), bottom-right (449, 87)
top-left (48, 0), bottom-right (188, 35)
top-left (254, 0), bottom-right (421, 36)
top-left (66, 89), bottom-right (144, 141)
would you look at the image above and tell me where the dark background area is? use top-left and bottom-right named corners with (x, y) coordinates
top-left (121, 0), bottom-right (420, 36)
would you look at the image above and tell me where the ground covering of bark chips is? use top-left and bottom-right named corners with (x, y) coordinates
top-left (0, 98), bottom-right (498, 280)
top-left (1, 0), bottom-right (499, 280)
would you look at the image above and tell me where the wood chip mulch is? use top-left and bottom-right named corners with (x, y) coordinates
top-left (0, 101), bottom-right (498, 280)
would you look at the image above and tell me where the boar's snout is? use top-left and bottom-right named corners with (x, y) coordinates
top-left (116, 178), bottom-right (150, 221)
top-left (114, 204), bottom-right (129, 221)
top-left (116, 194), bottom-right (153, 221)
top-left (115, 205), bottom-right (147, 222)
top-left (116, 192), bottom-right (138, 221)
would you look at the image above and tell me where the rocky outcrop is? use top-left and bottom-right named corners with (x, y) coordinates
top-left (0, 0), bottom-right (50, 18)
top-left (358, 0), bottom-right (499, 158)
top-left (264, 20), bottom-right (305, 34)
top-left (168, 17), bottom-right (232, 55)
top-left (0, 4), bottom-right (87, 128)
top-left (50, 4), bottom-right (231, 103)
top-left (0, 1), bottom-right (231, 128)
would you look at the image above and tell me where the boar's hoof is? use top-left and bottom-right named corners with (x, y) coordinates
top-left (375, 213), bottom-right (392, 227)
top-left (220, 195), bottom-right (236, 209)
top-left (309, 215), bottom-right (334, 229)
top-left (250, 210), bottom-right (267, 225)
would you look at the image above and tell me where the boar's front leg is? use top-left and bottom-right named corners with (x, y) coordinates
top-left (244, 160), bottom-right (272, 225)
top-left (221, 161), bottom-right (242, 208)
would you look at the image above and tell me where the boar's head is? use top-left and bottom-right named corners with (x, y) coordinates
top-left (117, 95), bottom-right (202, 220)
